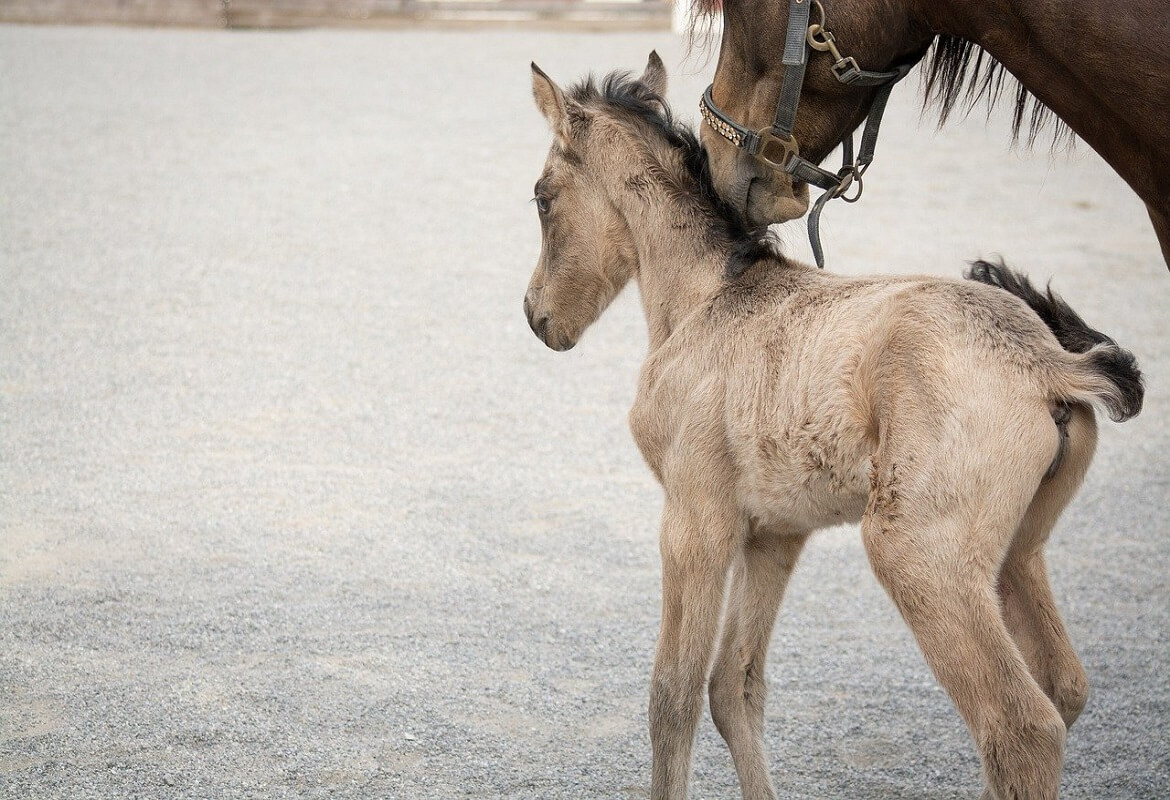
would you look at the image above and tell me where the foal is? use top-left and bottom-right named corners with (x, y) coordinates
top-left (522, 54), bottom-right (1143, 800)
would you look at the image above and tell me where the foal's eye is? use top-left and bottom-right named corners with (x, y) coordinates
top-left (535, 195), bottom-right (550, 215)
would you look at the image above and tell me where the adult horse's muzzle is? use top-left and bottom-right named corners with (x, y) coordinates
top-left (702, 126), bottom-right (811, 228)
top-left (745, 172), bottom-right (811, 228)
top-left (698, 0), bottom-right (914, 265)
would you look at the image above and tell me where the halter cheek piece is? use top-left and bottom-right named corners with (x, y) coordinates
top-left (700, 0), bottom-right (913, 267)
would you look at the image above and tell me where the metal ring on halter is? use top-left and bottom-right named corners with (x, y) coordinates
top-left (835, 170), bottom-right (863, 202)
top-left (806, 24), bottom-right (843, 64)
top-left (809, 0), bottom-right (826, 30)
top-left (835, 162), bottom-right (869, 203)
top-left (756, 128), bottom-right (800, 170)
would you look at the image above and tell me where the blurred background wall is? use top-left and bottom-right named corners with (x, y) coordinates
top-left (0, 0), bottom-right (672, 29)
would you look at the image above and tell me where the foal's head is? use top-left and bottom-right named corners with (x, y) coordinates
top-left (523, 54), bottom-right (767, 351)
top-left (522, 55), bottom-right (672, 352)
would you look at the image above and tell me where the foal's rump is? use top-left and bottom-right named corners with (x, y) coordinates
top-left (963, 260), bottom-right (1144, 422)
top-left (853, 264), bottom-right (1143, 424)
top-left (806, 263), bottom-right (1145, 496)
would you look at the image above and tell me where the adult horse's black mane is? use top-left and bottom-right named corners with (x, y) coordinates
top-left (690, 1), bottom-right (1069, 145)
top-left (925, 35), bottom-right (1069, 145)
top-left (567, 71), bottom-right (777, 274)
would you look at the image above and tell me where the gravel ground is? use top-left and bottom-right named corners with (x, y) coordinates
top-left (0, 24), bottom-right (1167, 800)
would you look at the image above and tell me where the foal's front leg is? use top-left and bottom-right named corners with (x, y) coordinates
top-left (650, 494), bottom-right (742, 800)
top-left (708, 529), bottom-right (808, 800)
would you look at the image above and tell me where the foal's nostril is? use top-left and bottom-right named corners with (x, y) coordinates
top-left (523, 289), bottom-right (551, 342)
top-left (524, 301), bottom-right (550, 340)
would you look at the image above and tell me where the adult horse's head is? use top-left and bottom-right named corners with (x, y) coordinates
top-left (700, 0), bottom-right (933, 228)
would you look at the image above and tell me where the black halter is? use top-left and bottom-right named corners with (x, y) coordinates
top-left (700, 0), bottom-right (913, 267)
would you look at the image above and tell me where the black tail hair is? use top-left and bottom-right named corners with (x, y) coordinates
top-left (965, 259), bottom-right (1144, 421)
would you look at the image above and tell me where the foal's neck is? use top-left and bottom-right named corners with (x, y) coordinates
top-left (610, 148), bottom-right (731, 352)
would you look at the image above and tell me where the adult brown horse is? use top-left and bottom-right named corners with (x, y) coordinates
top-left (696, 0), bottom-right (1170, 269)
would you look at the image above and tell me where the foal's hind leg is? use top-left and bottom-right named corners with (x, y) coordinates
top-left (864, 438), bottom-right (1066, 800)
top-left (1000, 405), bottom-right (1097, 729)
top-left (708, 528), bottom-right (808, 800)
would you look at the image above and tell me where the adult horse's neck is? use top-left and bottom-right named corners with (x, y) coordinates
top-left (921, 0), bottom-right (1170, 262)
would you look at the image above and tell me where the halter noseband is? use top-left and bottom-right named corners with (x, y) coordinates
top-left (700, 0), bottom-right (912, 267)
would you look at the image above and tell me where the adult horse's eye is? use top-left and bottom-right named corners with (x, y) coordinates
top-left (535, 196), bottom-right (550, 215)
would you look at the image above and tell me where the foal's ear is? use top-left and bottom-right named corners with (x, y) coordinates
top-left (640, 51), bottom-right (668, 98)
top-left (531, 62), bottom-right (570, 143)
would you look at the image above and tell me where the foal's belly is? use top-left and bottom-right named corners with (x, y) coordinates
top-left (734, 430), bottom-right (873, 532)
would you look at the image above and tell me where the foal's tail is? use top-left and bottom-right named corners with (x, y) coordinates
top-left (965, 259), bottom-right (1144, 422)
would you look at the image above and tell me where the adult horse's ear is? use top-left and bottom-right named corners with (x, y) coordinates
top-left (531, 63), bottom-right (569, 143)
top-left (640, 51), bottom-right (667, 97)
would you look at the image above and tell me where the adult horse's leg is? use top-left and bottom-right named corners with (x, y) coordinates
top-left (863, 423), bottom-right (1065, 800)
top-left (1148, 205), bottom-right (1170, 271)
top-left (999, 405), bottom-right (1097, 729)
top-left (650, 488), bottom-right (742, 800)
top-left (708, 529), bottom-right (809, 800)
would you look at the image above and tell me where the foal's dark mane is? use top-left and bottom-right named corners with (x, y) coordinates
top-left (567, 71), bottom-right (777, 277)
top-left (687, 1), bottom-right (1069, 146)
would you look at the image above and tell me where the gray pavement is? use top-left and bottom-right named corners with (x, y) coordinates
top-left (1, 24), bottom-right (1167, 800)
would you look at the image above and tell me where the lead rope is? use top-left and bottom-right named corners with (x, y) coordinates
top-left (805, 65), bottom-right (908, 267)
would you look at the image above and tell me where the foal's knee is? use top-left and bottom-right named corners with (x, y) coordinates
top-left (708, 669), bottom-right (739, 740)
top-left (650, 669), bottom-right (706, 738)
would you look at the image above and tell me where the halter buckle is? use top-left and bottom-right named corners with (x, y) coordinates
top-left (754, 128), bottom-right (800, 170)
top-left (830, 57), bottom-right (862, 84)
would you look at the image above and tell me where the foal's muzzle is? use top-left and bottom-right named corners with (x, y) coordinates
top-left (524, 289), bottom-right (573, 350)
